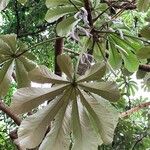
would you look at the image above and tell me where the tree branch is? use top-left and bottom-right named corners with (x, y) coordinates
top-left (14, 0), bottom-right (21, 36)
top-left (103, 0), bottom-right (136, 10)
top-left (120, 102), bottom-right (150, 118)
top-left (54, 18), bottom-right (64, 76)
top-left (0, 100), bottom-right (21, 126)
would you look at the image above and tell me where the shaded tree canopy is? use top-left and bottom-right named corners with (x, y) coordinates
top-left (0, 0), bottom-right (150, 150)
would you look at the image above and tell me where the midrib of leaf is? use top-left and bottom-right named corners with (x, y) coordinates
top-left (52, 88), bottom-right (73, 147)
top-left (78, 89), bottom-right (105, 141)
top-left (29, 88), bottom-right (73, 138)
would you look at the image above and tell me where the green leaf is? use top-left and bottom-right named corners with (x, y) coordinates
top-left (137, 46), bottom-right (150, 59)
top-left (45, 6), bottom-right (76, 23)
top-left (137, 0), bottom-right (150, 12)
top-left (56, 16), bottom-right (80, 37)
top-left (108, 39), bottom-right (122, 69)
top-left (77, 62), bottom-right (106, 82)
top-left (17, 0), bottom-right (27, 5)
top-left (120, 49), bottom-right (139, 72)
top-left (79, 82), bottom-right (120, 102)
top-left (17, 91), bottom-right (71, 149)
top-left (140, 25), bottom-right (150, 40)
top-left (10, 84), bottom-right (70, 114)
top-left (46, 0), bottom-right (83, 8)
top-left (57, 54), bottom-right (74, 80)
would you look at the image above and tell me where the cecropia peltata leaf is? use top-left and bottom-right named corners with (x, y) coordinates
top-left (17, 0), bottom-right (27, 5)
top-left (0, 34), bottom-right (37, 92)
top-left (39, 100), bottom-right (71, 150)
top-left (79, 82), bottom-right (120, 102)
top-left (19, 56), bottom-right (37, 72)
top-left (57, 54), bottom-right (74, 80)
top-left (28, 65), bottom-right (69, 84)
top-left (71, 90), bottom-right (101, 150)
top-left (0, 59), bottom-right (14, 96)
top-left (137, 0), bottom-right (150, 12)
top-left (45, 0), bottom-right (83, 8)
top-left (17, 90), bottom-right (71, 149)
top-left (0, 39), bottom-right (12, 55)
top-left (79, 89), bottom-right (119, 144)
top-left (56, 16), bottom-right (80, 37)
top-left (0, 34), bottom-right (17, 52)
top-left (10, 84), bottom-right (70, 114)
top-left (137, 46), bottom-right (150, 59)
top-left (45, 6), bottom-right (76, 23)
top-left (77, 62), bottom-right (106, 82)
top-left (15, 59), bottom-right (30, 88)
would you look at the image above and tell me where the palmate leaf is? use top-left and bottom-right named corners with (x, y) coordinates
top-left (79, 82), bottom-right (120, 102)
top-left (29, 65), bottom-right (69, 84)
top-left (45, 6), bottom-right (76, 23)
top-left (79, 89), bottom-right (118, 144)
top-left (137, 46), bottom-right (150, 59)
top-left (10, 84), bottom-right (70, 114)
top-left (137, 0), bottom-right (150, 12)
top-left (56, 16), bottom-right (80, 37)
top-left (39, 99), bottom-right (71, 150)
top-left (17, 0), bottom-right (27, 5)
top-left (11, 54), bottom-right (120, 150)
top-left (0, 34), bottom-right (37, 96)
top-left (15, 59), bottom-right (30, 88)
top-left (45, 0), bottom-right (83, 37)
top-left (71, 89), bottom-right (101, 150)
top-left (108, 39), bottom-right (122, 70)
top-left (110, 34), bottom-right (139, 72)
top-left (140, 25), bottom-right (150, 40)
top-left (72, 100), bottom-right (102, 150)
top-left (57, 54), bottom-right (74, 80)
top-left (0, 59), bottom-right (14, 96)
top-left (46, 0), bottom-right (83, 8)
top-left (18, 90), bottom-right (71, 149)
top-left (77, 62), bottom-right (106, 82)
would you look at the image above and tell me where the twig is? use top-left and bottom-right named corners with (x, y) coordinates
top-left (132, 134), bottom-right (147, 150)
top-left (120, 102), bottom-right (150, 118)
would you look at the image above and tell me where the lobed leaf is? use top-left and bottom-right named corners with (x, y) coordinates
top-left (39, 98), bottom-right (71, 150)
top-left (28, 65), bottom-right (69, 84)
top-left (56, 16), bottom-right (80, 37)
top-left (79, 89), bottom-right (119, 144)
top-left (45, 6), bottom-right (76, 23)
top-left (57, 54), bottom-right (74, 80)
top-left (10, 84), bottom-right (70, 114)
top-left (79, 82), bottom-right (120, 102)
top-left (17, 90), bottom-right (71, 149)
top-left (77, 62), bottom-right (106, 82)
top-left (137, 46), bottom-right (150, 59)
top-left (15, 59), bottom-right (30, 88)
